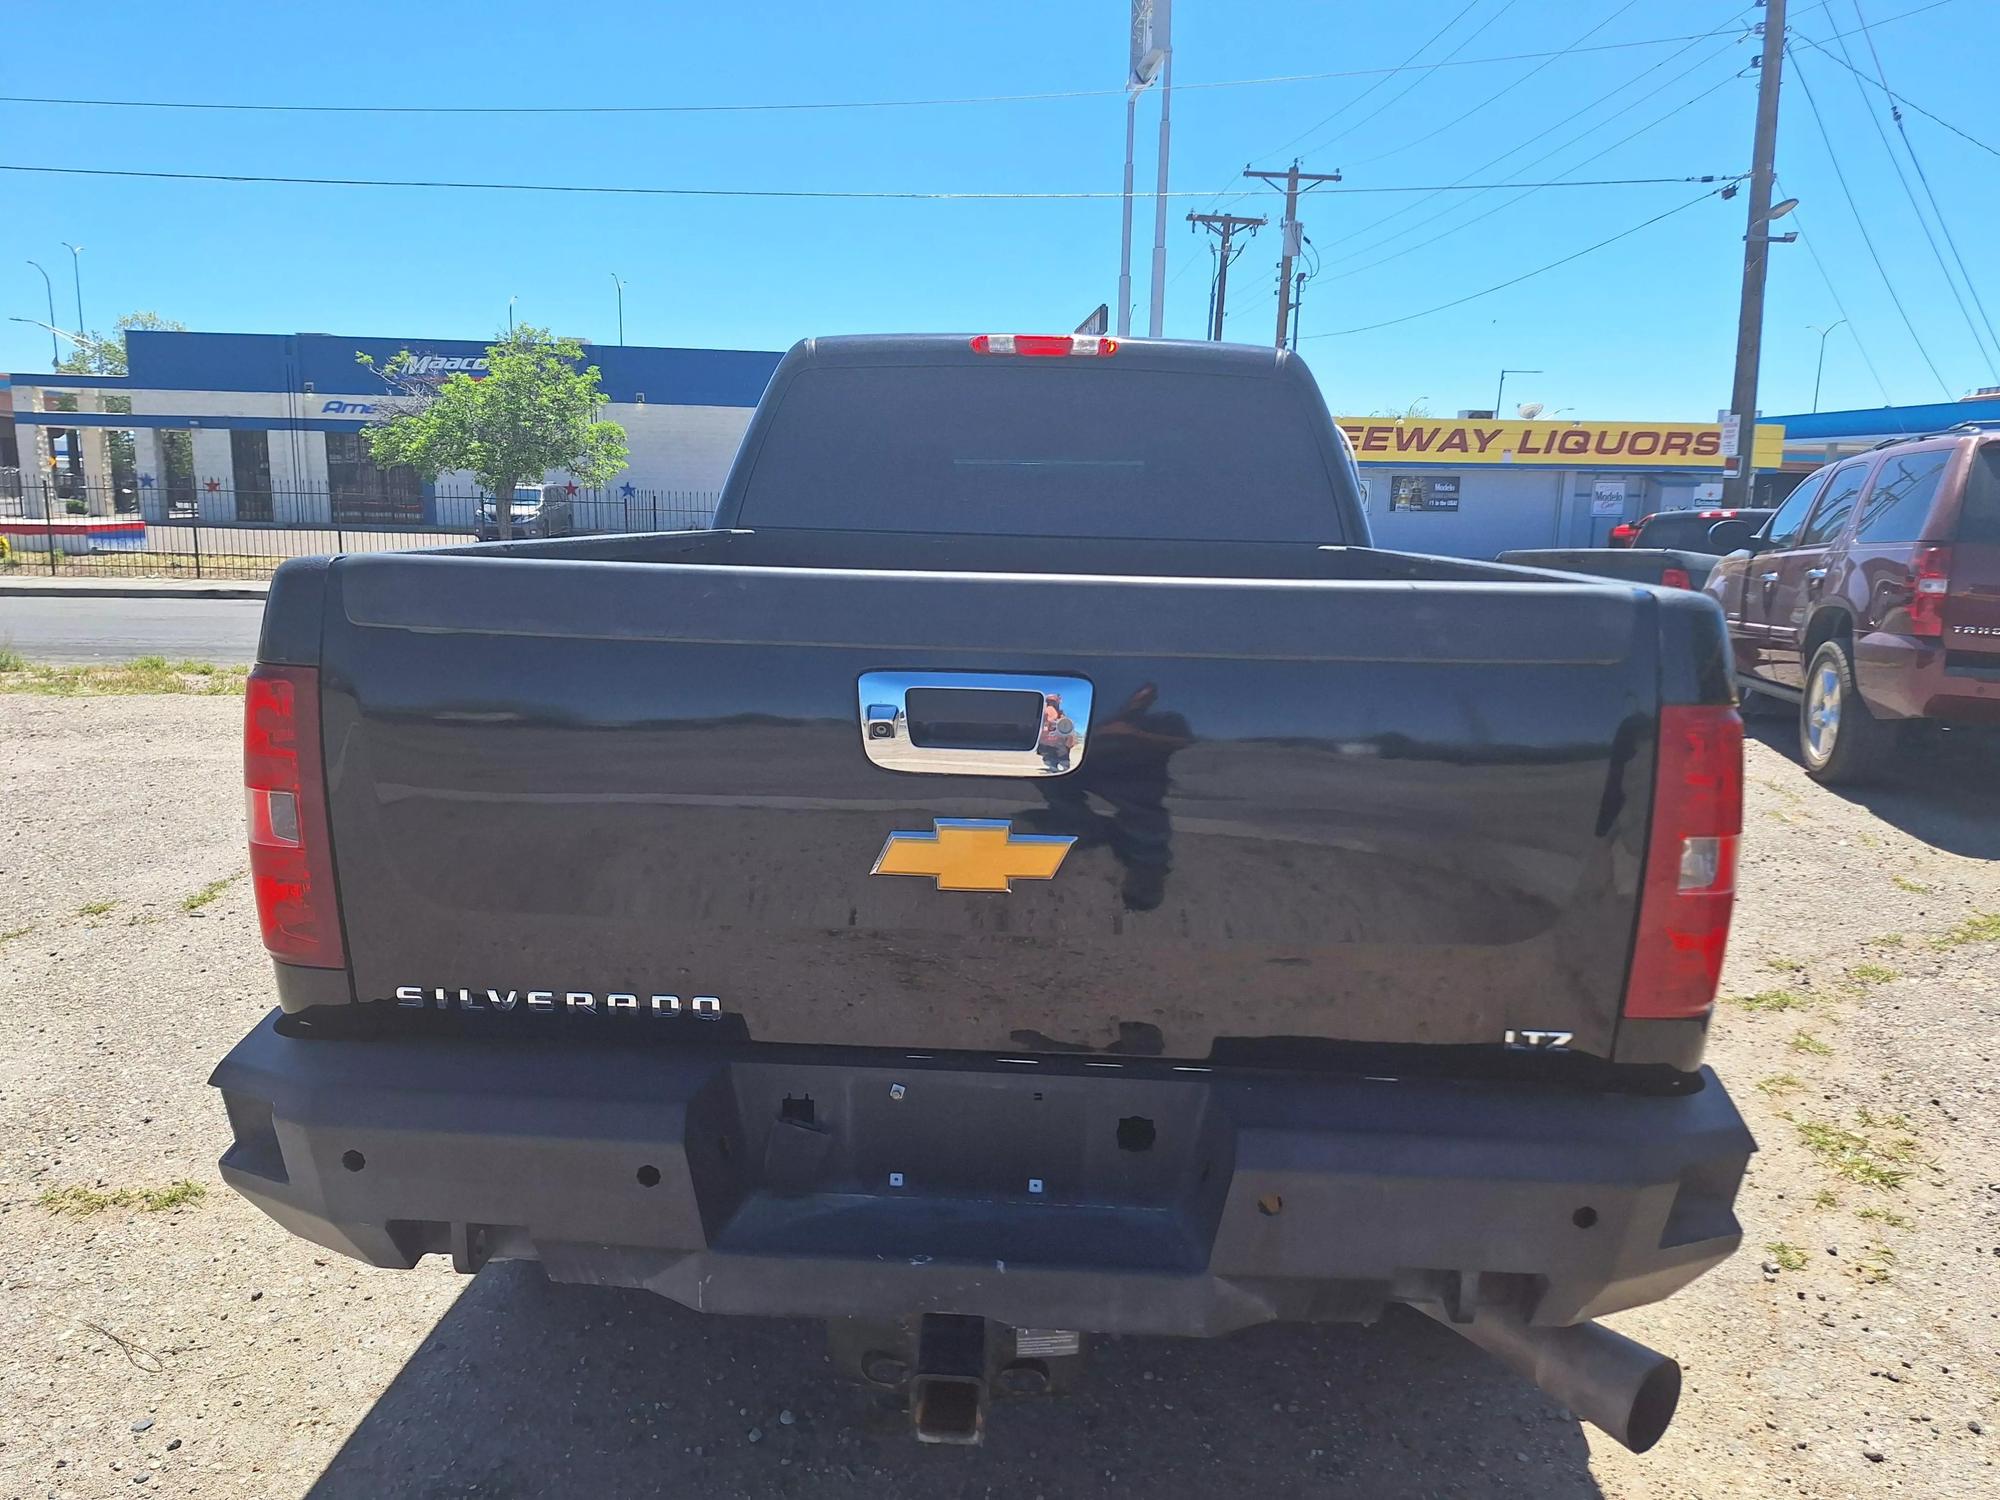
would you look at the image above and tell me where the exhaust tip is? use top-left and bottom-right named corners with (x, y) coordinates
top-left (1624, 1357), bottom-right (1682, 1455)
top-left (912, 1376), bottom-right (986, 1445)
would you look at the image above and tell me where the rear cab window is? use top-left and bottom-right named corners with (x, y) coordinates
top-left (735, 363), bottom-right (1350, 543)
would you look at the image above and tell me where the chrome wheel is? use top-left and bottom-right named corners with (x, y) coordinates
top-left (1805, 661), bottom-right (1841, 762)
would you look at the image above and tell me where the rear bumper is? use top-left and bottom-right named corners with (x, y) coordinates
top-left (211, 1011), bottom-right (1753, 1336)
top-left (1856, 631), bottom-right (2000, 723)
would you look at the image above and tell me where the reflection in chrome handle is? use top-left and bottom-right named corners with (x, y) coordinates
top-left (1805, 568), bottom-right (1828, 591)
top-left (857, 670), bottom-right (1094, 777)
top-left (1758, 572), bottom-right (1780, 584)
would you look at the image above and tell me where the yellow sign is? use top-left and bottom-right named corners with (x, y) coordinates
top-left (1336, 418), bottom-right (1785, 471)
top-left (871, 819), bottom-right (1076, 893)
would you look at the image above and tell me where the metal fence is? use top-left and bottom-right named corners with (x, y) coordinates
top-left (0, 482), bottom-right (720, 580)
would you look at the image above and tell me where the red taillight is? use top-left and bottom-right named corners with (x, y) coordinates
top-left (245, 663), bottom-right (344, 968)
top-left (969, 333), bottom-right (1119, 357)
top-left (1660, 566), bottom-right (1694, 590)
top-left (1609, 523), bottom-right (1638, 547)
top-left (1908, 544), bottom-right (1951, 637)
top-left (1624, 704), bottom-right (1742, 1020)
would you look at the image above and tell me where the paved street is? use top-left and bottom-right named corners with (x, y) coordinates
top-left (0, 597), bottom-right (264, 665)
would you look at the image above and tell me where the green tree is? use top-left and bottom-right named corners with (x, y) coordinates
top-left (360, 326), bottom-right (628, 540)
top-left (55, 311), bottom-right (186, 375)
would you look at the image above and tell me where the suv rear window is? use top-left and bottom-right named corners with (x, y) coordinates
top-left (1854, 448), bottom-right (1950, 543)
top-left (1963, 443), bottom-right (2000, 545)
top-left (736, 364), bottom-right (1347, 542)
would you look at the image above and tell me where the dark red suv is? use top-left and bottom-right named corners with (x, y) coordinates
top-left (1705, 425), bottom-right (2000, 783)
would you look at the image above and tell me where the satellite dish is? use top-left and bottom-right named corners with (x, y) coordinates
top-left (1517, 401), bottom-right (1545, 419)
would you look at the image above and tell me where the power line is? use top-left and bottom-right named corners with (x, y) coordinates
top-left (1844, 0), bottom-right (2000, 363)
top-left (1309, 9), bottom-right (1754, 260)
top-left (1321, 33), bottom-right (1750, 276)
top-left (1287, 0), bottom-right (1525, 164)
top-left (1787, 24), bottom-right (2000, 159)
top-left (1192, 0), bottom-right (1492, 224)
top-left (1823, 8), bottom-right (1996, 374)
top-left (0, 26), bottom-right (1803, 119)
top-left (1302, 185), bottom-right (1728, 338)
top-left (1343, 0), bottom-right (1644, 168)
top-left (0, 161), bottom-right (1730, 201)
top-left (1785, 43), bottom-right (1954, 398)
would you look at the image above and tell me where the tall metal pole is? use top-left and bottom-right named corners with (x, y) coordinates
top-left (1809, 319), bottom-right (1844, 413)
top-left (1117, 90), bottom-right (1138, 337)
top-left (1146, 8), bottom-right (1174, 340)
top-left (611, 275), bottom-right (625, 345)
top-left (60, 242), bottom-right (84, 337)
top-left (26, 261), bottom-right (58, 366)
top-left (1723, 0), bottom-right (1788, 507)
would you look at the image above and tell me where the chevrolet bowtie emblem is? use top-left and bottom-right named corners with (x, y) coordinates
top-left (871, 819), bottom-right (1076, 893)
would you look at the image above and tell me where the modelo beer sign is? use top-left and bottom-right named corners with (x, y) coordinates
top-left (1336, 418), bottom-right (1784, 470)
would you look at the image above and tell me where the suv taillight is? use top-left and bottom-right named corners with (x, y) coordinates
top-left (245, 663), bottom-right (344, 967)
top-left (1659, 566), bottom-right (1693, 590)
top-left (1624, 704), bottom-right (1742, 1020)
top-left (1908, 544), bottom-right (1951, 637)
top-left (1609, 523), bottom-right (1638, 547)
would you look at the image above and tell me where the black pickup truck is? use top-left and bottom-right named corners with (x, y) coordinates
top-left (214, 334), bottom-right (1751, 1453)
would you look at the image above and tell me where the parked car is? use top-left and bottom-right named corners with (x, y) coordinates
top-left (1496, 547), bottom-right (1714, 591)
top-left (474, 484), bottom-right (574, 541)
top-left (1705, 424), bottom-right (2000, 782)
top-left (214, 334), bottom-right (1751, 1454)
top-left (1610, 508), bottom-right (1774, 549)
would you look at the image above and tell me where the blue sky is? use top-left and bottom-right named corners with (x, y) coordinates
top-left (4, 0), bottom-right (1994, 420)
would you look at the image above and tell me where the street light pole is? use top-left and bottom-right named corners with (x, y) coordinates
top-left (1808, 320), bottom-right (1846, 413)
top-left (59, 242), bottom-right (84, 337)
top-left (1494, 368), bottom-right (1542, 420)
top-left (25, 261), bottom-right (58, 366)
top-left (508, 295), bottom-right (517, 334)
top-left (610, 274), bottom-right (625, 345)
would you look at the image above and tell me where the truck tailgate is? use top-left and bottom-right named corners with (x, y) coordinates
top-left (313, 552), bottom-right (1663, 1060)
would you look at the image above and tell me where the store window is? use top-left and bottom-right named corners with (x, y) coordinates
top-left (231, 430), bottom-right (274, 523)
top-left (325, 431), bottom-right (423, 525)
top-left (159, 430), bottom-right (197, 514)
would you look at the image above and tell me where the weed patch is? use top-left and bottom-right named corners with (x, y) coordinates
top-left (1765, 1242), bottom-right (1808, 1271)
top-left (0, 657), bottom-right (248, 697)
top-left (39, 1180), bottom-right (207, 1217)
top-left (1789, 1031), bottom-right (1833, 1057)
top-left (182, 874), bottom-right (241, 913)
top-left (1931, 912), bottom-right (2000, 949)
top-left (1732, 989), bottom-right (1809, 1013)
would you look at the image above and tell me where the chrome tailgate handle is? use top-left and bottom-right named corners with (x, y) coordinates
top-left (858, 671), bottom-right (1092, 776)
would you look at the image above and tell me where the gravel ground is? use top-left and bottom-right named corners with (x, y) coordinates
top-left (0, 695), bottom-right (1995, 1499)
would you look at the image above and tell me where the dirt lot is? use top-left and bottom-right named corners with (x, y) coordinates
top-left (1, 693), bottom-right (1995, 1499)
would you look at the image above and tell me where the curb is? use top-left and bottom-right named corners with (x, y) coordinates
top-left (0, 580), bottom-right (269, 600)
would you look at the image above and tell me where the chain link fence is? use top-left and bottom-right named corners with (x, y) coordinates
top-left (0, 480), bottom-right (720, 581)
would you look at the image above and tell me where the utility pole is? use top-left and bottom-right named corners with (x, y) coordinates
top-left (1808, 319), bottom-right (1845, 413)
top-left (1723, 0), bottom-right (1788, 507)
top-left (610, 274), bottom-right (625, 345)
top-left (1186, 212), bottom-right (1265, 341)
top-left (1244, 161), bottom-right (1341, 348)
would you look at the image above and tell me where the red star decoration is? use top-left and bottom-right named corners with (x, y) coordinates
top-left (203, 478), bottom-right (221, 492)
top-left (563, 482), bottom-right (579, 497)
